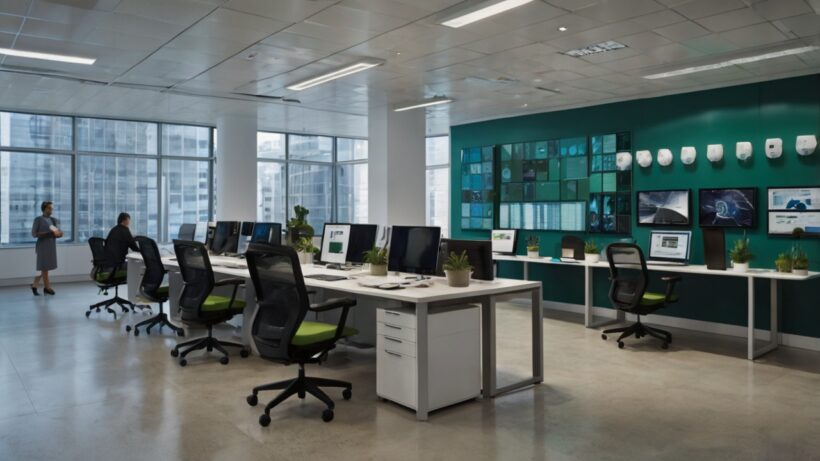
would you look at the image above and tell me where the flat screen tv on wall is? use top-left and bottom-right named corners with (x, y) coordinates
top-left (699, 187), bottom-right (758, 228)
top-left (637, 189), bottom-right (691, 226)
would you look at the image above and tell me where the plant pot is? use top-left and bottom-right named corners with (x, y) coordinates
top-left (527, 250), bottom-right (540, 259)
top-left (370, 264), bottom-right (387, 276)
top-left (445, 269), bottom-right (471, 287)
top-left (793, 268), bottom-right (808, 276)
top-left (732, 262), bottom-right (749, 272)
top-left (775, 261), bottom-right (792, 273)
top-left (298, 251), bottom-right (313, 265)
top-left (585, 253), bottom-right (600, 264)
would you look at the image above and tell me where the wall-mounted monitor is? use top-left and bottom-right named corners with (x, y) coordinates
top-left (767, 187), bottom-right (820, 211)
top-left (637, 189), bottom-right (691, 226)
top-left (768, 211), bottom-right (820, 237)
top-left (699, 188), bottom-right (757, 228)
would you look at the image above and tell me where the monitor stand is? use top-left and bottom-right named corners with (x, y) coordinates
top-left (326, 263), bottom-right (355, 271)
top-left (703, 228), bottom-right (726, 271)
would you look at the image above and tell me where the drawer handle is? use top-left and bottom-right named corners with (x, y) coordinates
top-left (385, 350), bottom-right (402, 358)
top-left (384, 336), bottom-right (402, 344)
top-left (385, 311), bottom-right (401, 316)
top-left (384, 323), bottom-right (402, 330)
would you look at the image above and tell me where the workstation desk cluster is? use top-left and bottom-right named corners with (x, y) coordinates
top-left (127, 253), bottom-right (543, 420)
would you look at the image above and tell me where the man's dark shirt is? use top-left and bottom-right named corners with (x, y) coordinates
top-left (105, 224), bottom-right (139, 269)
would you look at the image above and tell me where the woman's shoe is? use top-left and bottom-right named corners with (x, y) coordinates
top-left (43, 288), bottom-right (55, 296)
top-left (31, 285), bottom-right (40, 296)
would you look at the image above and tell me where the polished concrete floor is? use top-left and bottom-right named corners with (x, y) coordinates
top-left (2, 282), bottom-right (820, 461)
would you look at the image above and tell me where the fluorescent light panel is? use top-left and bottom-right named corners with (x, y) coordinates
top-left (394, 97), bottom-right (453, 112)
top-left (0, 47), bottom-right (95, 65)
top-left (286, 60), bottom-right (383, 91)
top-left (644, 46), bottom-right (820, 79)
top-left (441, 0), bottom-right (534, 28)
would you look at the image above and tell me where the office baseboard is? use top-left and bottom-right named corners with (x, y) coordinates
top-left (515, 299), bottom-right (820, 354)
top-left (0, 274), bottom-right (88, 288)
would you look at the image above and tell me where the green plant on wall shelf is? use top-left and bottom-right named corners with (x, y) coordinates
top-left (584, 240), bottom-right (599, 254)
top-left (775, 252), bottom-right (793, 273)
top-left (792, 227), bottom-right (809, 274)
top-left (526, 235), bottom-right (540, 251)
top-left (729, 232), bottom-right (752, 272)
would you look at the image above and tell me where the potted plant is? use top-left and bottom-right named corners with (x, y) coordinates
top-left (526, 235), bottom-right (540, 259)
top-left (286, 205), bottom-right (314, 245)
top-left (775, 252), bottom-right (793, 273)
top-left (729, 232), bottom-right (753, 272)
top-left (584, 240), bottom-right (600, 264)
top-left (442, 250), bottom-right (473, 287)
top-left (363, 246), bottom-right (388, 276)
top-left (792, 227), bottom-right (809, 276)
top-left (295, 236), bottom-right (317, 264)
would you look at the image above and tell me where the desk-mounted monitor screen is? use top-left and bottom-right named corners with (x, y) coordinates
top-left (491, 229), bottom-right (518, 254)
top-left (699, 188), bottom-right (757, 228)
top-left (388, 226), bottom-right (441, 275)
top-left (251, 222), bottom-right (282, 245)
top-left (347, 224), bottom-right (378, 264)
top-left (648, 230), bottom-right (692, 263)
top-left (436, 239), bottom-right (494, 281)
top-left (320, 224), bottom-right (351, 265)
top-left (211, 221), bottom-right (239, 254)
top-left (637, 189), bottom-right (691, 226)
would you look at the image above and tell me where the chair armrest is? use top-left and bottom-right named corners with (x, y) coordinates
top-left (310, 297), bottom-right (356, 312)
top-left (660, 275), bottom-right (682, 282)
top-left (660, 275), bottom-right (681, 303)
top-left (214, 278), bottom-right (245, 287)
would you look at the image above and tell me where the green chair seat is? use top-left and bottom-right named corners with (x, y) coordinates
top-left (201, 295), bottom-right (246, 312)
top-left (96, 269), bottom-right (127, 283)
top-left (292, 321), bottom-right (358, 347)
top-left (156, 286), bottom-right (169, 296)
top-left (641, 292), bottom-right (677, 306)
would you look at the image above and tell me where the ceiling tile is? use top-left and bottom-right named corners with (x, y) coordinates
top-left (683, 34), bottom-right (739, 54)
top-left (654, 20), bottom-right (710, 41)
top-left (695, 7), bottom-right (766, 32)
top-left (776, 13), bottom-right (820, 37)
top-left (673, 0), bottom-right (747, 20)
top-left (222, 0), bottom-right (336, 22)
top-left (0, 13), bottom-right (24, 34)
top-left (0, 0), bottom-right (29, 16)
top-left (114, 0), bottom-right (216, 26)
top-left (575, 0), bottom-right (666, 23)
top-left (719, 22), bottom-right (788, 48)
top-left (547, 20), bottom-right (646, 50)
top-left (459, 32), bottom-right (535, 54)
top-left (752, 0), bottom-right (814, 20)
top-left (631, 9), bottom-right (688, 28)
top-left (617, 31), bottom-right (673, 50)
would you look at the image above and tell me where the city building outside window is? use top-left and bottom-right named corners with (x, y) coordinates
top-left (426, 135), bottom-right (450, 237)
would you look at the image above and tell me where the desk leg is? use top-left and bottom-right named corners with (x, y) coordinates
top-left (532, 286), bottom-right (544, 384)
top-left (416, 302), bottom-right (429, 421)
top-left (750, 278), bottom-right (779, 360)
top-left (523, 261), bottom-right (529, 281)
top-left (481, 296), bottom-right (496, 399)
top-left (584, 264), bottom-right (621, 329)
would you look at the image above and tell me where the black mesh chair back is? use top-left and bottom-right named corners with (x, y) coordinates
top-left (135, 236), bottom-right (167, 302)
top-left (173, 240), bottom-right (214, 321)
top-left (88, 237), bottom-right (111, 283)
top-left (562, 235), bottom-right (586, 260)
top-left (606, 243), bottom-right (649, 311)
top-left (246, 243), bottom-right (310, 362)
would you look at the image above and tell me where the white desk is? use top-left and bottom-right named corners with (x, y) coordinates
top-left (494, 254), bottom-right (819, 360)
top-left (127, 254), bottom-right (543, 420)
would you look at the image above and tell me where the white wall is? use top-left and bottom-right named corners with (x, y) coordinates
top-left (0, 244), bottom-right (91, 286)
top-left (216, 114), bottom-right (258, 221)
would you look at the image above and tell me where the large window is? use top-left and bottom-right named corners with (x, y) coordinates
top-left (288, 163), bottom-right (333, 231)
top-left (426, 136), bottom-right (450, 237)
top-left (336, 138), bottom-right (368, 224)
top-left (257, 161), bottom-right (286, 224)
top-left (0, 111), bottom-right (214, 247)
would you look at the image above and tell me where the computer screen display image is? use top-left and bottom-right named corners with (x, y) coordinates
top-left (648, 231), bottom-right (692, 263)
top-left (210, 221), bottom-right (240, 254)
top-left (491, 229), bottom-right (518, 254)
top-left (436, 239), bottom-right (494, 281)
top-left (388, 226), bottom-right (441, 275)
top-left (251, 222), bottom-right (282, 245)
top-left (240, 222), bottom-right (255, 236)
top-left (699, 188), bottom-right (757, 228)
top-left (320, 224), bottom-right (351, 265)
top-left (767, 186), bottom-right (820, 211)
top-left (347, 224), bottom-right (378, 264)
top-left (768, 211), bottom-right (820, 237)
top-left (637, 190), bottom-right (691, 226)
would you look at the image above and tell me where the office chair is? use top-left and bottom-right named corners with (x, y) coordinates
top-left (562, 235), bottom-right (585, 260)
top-left (177, 223), bottom-right (196, 241)
top-left (87, 237), bottom-right (140, 319)
top-left (244, 243), bottom-right (357, 425)
top-left (601, 243), bottom-right (681, 349)
top-left (125, 236), bottom-right (184, 337)
top-left (170, 240), bottom-right (250, 366)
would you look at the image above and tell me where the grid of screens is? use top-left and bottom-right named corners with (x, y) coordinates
top-left (767, 186), bottom-right (820, 237)
top-left (460, 146), bottom-right (494, 230)
top-left (588, 132), bottom-right (631, 234)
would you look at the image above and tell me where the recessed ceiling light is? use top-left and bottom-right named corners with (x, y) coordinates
top-left (643, 45), bottom-right (820, 79)
top-left (0, 47), bottom-right (95, 65)
top-left (286, 59), bottom-right (384, 91)
top-left (394, 96), bottom-right (453, 112)
top-left (522, 103), bottom-right (529, 108)
top-left (563, 40), bottom-right (627, 58)
top-left (558, 26), bottom-right (567, 32)
top-left (533, 78), bottom-right (542, 83)
top-left (441, 0), bottom-right (534, 28)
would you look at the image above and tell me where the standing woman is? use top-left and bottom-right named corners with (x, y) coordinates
top-left (31, 201), bottom-right (62, 296)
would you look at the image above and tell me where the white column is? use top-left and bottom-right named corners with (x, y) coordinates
top-left (215, 114), bottom-right (257, 221)
top-left (367, 104), bottom-right (426, 226)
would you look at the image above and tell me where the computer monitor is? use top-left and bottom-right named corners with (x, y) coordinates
top-left (210, 221), bottom-right (240, 254)
top-left (250, 222), bottom-right (282, 245)
top-left (320, 223), bottom-right (352, 266)
top-left (347, 224), bottom-right (378, 264)
top-left (388, 226), bottom-right (441, 275)
top-left (491, 229), bottom-right (518, 255)
top-left (436, 239), bottom-right (494, 281)
top-left (648, 230), bottom-right (692, 263)
top-left (204, 222), bottom-right (216, 248)
top-left (240, 222), bottom-right (255, 237)
top-left (177, 223), bottom-right (196, 241)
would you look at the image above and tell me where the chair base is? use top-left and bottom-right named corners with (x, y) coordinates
top-left (247, 364), bottom-right (351, 425)
top-left (602, 316), bottom-right (671, 349)
top-left (127, 302), bottom-right (184, 337)
top-left (170, 325), bottom-right (249, 366)
top-left (86, 284), bottom-right (149, 319)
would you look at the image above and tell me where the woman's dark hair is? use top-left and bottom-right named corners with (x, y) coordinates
top-left (41, 201), bottom-right (53, 212)
top-left (117, 212), bottom-right (131, 225)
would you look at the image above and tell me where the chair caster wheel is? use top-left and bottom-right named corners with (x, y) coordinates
top-left (601, 334), bottom-right (607, 340)
top-left (240, 349), bottom-right (250, 358)
top-left (206, 346), bottom-right (213, 352)
top-left (220, 356), bottom-right (229, 365)
top-left (126, 325), bottom-right (132, 332)
top-left (171, 349), bottom-right (179, 358)
top-left (662, 342), bottom-right (669, 350)
top-left (85, 311), bottom-right (91, 318)
top-left (618, 341), bottom-right (625, 349)
top-left (179, 359), bottom-right (187, 367)
top-left (342, 388), bottom-right (352, 400)
top-left (96, 308), bottom-right (101, 313)
top-left (246, 394), bottom-right (258, 406)
top-left (176, 330), bottom-right (185, 337)
top-left (133, 329), bottom-right (139, 337)
top-left (259, 414), bottom-right (271, 427)
top-left (322, 409), bottom-right (334, 422)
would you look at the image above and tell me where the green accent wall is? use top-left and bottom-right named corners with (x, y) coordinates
top-left (450, 74), bottom-right (820, 338)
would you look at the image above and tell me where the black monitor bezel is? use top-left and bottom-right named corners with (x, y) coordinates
top-left (388, 226), bottom-right (442, 275)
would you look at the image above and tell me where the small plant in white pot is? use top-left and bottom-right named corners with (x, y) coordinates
top-left (363, 245), bottom-right (388, 276)
top-left (295, 236), bottom-right (318, 264)
top-left (526, 235), bottom-right (540, 259)
top-left (792, 228), bottom-right (809, 276)
top-left (584, 240), bottom-right (600, 264)
top-left (443, 250), bottom-right (473, 287)
top-left (775, 252), bottom-right (793, 273)
top-left (729, 233), bottom-right (752, 272)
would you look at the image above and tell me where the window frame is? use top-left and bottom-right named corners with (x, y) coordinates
top-left (425, 135), bottom-right (450, 237)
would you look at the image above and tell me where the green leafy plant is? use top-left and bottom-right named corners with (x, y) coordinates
top-left (775, 252), bottom-right (793, 272)
top-left (363, 246), bottom-right (388, 265)
top-left (791, 228), bottom-right (809, 271)
top-left (584, 239), bottom-right (599, 254)
top-left (295, 236), bottom-right (318, 254)
top-left (442, 250), bottom-right (473, 272)
top-left (729, 232), bottom-right (753, 264)
top-left (526, 235), bottom-right (540, 251)
top-left (286, 205), bottom-right (314, 244)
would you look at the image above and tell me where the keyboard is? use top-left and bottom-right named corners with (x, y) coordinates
top-left (647, 260), bottom-right (687, 266)
top-left (305, 274), bottom-right (348, 282)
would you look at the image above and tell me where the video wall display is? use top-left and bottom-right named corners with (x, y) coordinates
top-left (460, 146), bottom-right (494, 230)
top-left (637, 189), bottom-right (691, 226)
top-left (767, 186), bottom-right (820, 237)
top-left (699, 187), bottom-right (758, 228)
top-left (588, 132), bottom-right (632, 234)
